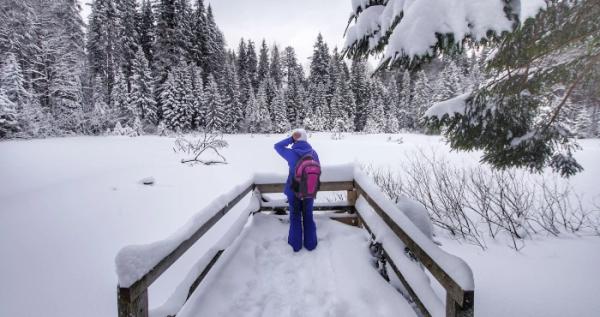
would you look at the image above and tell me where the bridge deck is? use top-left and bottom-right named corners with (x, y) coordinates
top-left (176, 213), bottom-right (417, 317)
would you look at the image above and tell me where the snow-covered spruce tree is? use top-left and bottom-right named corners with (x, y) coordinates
top-left (204, 5), bottom-right (226, 81)
top-left (44, 0), bottom-right (86, 133)
top-left (345, 0), bottom-right (597, 176)
top-left (160, 72), bottom-right (184, 132)
top-left (138, 0), bottom-right (155, 64)
top-left (258, 40), bottom-right (270, 85)
top-left (0, 0), bottom-right (40, 100)
top-left (575, 106), bottom-right (593, 139)
top-left (307, 83), bottom-right (329, 131)
top-left (222, 56), bottom-right (243, 133)
top-left (0, 88), bottom-right (19, 138)
top-left (330, 84), bottom-right (353, 132)
top-left (115, 0), bottom-right (139, 86)
top-left (309, 33), bottom-right (331, 92)
top-left (174, 0), bottom-right (194, 63)
top-left (246, 40), bottom-right (259, 92)
top-left (189, 66), bottom-right (205, 129)
top-left (433, 58), bottom-right (462, 103)
top-left (130, 49), bottom-right (157, 126)
top-left (190, 0), bottom-right (207, 68)
top-left (397, 70), bottom-right (413, 130)
top-left (243, 87), bottom-right (271, 134)
top-left (385, 78), bottom-right (402, 133)
top-left (271, 89), bottom-right (290, 133)
top-left (112, 71), bottom-right (131, 122)
top-left (412, 70), bottom-right (433, 131)
top-left (204, 74), bottom-right (225, 132)
top-left (87, 0), bottom-right (119, 105)
top-left (153, 0), bottom-right (179, 103)
top-left (364, 94), bottom-right (386, 134)
top-left (269, 44), bottom-right (283, 89)
top-left (0, 53), bottom-right (26, 109)
top-left (426, 0), bottom-right (599, 176)
top-left (350, 58), bottom-right (370, 131)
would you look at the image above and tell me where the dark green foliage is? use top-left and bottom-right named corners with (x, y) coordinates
top-left (426, 0), bottom-right (599, 176)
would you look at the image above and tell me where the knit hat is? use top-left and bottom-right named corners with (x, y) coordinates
top-left (293, 128), bottom-right (308, 141)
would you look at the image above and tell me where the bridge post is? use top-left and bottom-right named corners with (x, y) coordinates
top-left (446, 292), bottom-right (474, 317)
top-left (117, 286), bottom-right (148, 317)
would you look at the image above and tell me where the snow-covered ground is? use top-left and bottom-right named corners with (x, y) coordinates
top-left (1, 134), bottom-right (599, 317)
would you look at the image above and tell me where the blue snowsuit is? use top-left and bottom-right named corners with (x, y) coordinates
top-left (274, 137), bottom-right (320, 252)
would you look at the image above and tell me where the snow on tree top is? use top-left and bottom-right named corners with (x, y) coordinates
top-left (345, 0), bottom-right (547, 68)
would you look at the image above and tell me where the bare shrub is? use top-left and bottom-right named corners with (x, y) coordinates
top-left (173, 132), bottom-right (228, 165)
top-left (363, 150), bottom-right (599, 250)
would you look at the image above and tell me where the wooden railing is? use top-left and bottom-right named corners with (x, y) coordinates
top-left (116, 179), bottom-right (474, 317)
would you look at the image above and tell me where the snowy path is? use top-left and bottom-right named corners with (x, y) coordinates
top-left (177, 214), bottom-right (417, 317)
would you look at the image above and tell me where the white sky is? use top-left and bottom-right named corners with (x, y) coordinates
top-left (80, 0), bottom-right (352, 65)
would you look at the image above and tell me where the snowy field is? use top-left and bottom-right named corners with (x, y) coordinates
top-left (1, 134), bottom-right (599, 317)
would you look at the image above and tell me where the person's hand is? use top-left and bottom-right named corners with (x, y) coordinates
top-left (292, 131), bottom-right (301, 142)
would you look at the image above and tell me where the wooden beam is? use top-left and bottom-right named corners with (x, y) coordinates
top-left (446, 292), bottom-right (474, 317)
top-left (383, 250), bottom-right (432, 317)
top-left (187, 250), bottom-right (225, 300)
top-left (119, 184), bottom-right (254, 301)
top-left (118, 287), bottom-right (148, 317)
top-left (259, 204), bottom-right (354, 213)
top-left (355, 183), bottom-right (470, 306)
top-left (255, 181), bottom-right (355, 193)
top-left (330, 215), bottom-right (360, 227)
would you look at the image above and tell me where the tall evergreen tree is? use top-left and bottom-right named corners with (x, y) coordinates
top-left (350, 58), bottom-right (369, 131)
top-left (204, 5), bottom-right (226, 80)
top-left (258, 40), bottom-right (270, 85)
top-left (138, 0), bottom-right (155, 64)
top-left (204, 74), bottom-right (225, 132)
top-left (116, 0), bottom-right (139, 87)
top-left (130, 49), bottom-right (157, 125)
top-left (246, 40), bottom-right (259, 92)
top-left (271, 89), bottom-right (290, 133)
top-left (87, 0), bottom-right (118, 105)
top-left (269, 44), bottom-right (283, 89)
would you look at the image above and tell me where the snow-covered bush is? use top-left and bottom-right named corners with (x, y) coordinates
top-left (363, 150), bottom-right (600, 250)
top-left (174, 132), bottom-right (228, 165)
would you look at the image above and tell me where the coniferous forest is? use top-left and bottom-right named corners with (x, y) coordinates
top-left (0, 0), bottom-right (598, 143)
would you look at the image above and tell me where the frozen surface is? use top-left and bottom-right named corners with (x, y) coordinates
top-left (0, 134), bottom-right (599, 317)
top-left (177, 214), bottom-right (417, 317)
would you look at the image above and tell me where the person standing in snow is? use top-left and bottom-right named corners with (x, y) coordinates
top-left (274, 129), bottom-right (320, 252)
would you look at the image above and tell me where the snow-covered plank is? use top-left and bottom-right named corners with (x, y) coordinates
top-left (357, 197), bottom-right (445, 317)
top-left (254, 163), bottom-right (355, 185)
top-left (354, 169), bottom-right (474, 304)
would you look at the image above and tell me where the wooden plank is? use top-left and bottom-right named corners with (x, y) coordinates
top-left (446, 292), bottom-right (474, 317)
top-left (186, 250), bottom-right (225, 300)
top-left (347, 189), bottom-right (358, 206)
top-left (330, 215), bottom-right (360, 227)
top-left (383, 249), bottom-right (432, 317)
top-left (355, 184), bottom-right (470, 306)
top-left (122, 184), bottom-right (255, 300)
top-left (118, 287), bottom-right (148, 317)
top-left (355, 209), bottom-right (431, 317)
top-left (255, 181), bottom-right (355, 193)
top-left (259, 204), bottom-right (354, 213)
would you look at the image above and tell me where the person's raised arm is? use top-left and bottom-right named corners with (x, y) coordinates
top-left (274, 136), bottom-right (295, 162)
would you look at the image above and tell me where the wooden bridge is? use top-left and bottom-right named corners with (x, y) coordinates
top-left (116, 170), bottom-right (475, 317)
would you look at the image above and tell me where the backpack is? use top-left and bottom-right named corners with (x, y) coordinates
top-left (292, 152), bottom-right (321, 200)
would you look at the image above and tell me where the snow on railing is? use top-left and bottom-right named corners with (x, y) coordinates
top-left (115, 179), bottom-right (254, 288)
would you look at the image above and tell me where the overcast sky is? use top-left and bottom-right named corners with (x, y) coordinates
top-left (81, 0), bottom-right (352, 66)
